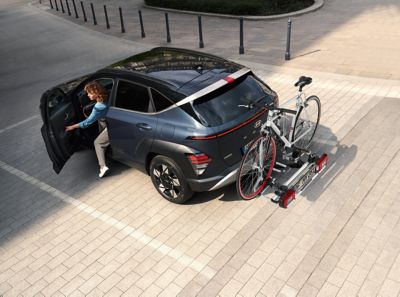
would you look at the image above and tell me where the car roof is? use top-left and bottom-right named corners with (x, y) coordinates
top-left (105, 47), bottom-right (243, 99)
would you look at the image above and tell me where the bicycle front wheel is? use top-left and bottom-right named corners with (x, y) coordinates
top-left (291, 95), bottom-right (321, 150)
top-left (237, 135), bottom-right (276, 200)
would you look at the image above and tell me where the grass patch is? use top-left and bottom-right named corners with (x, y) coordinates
top-left (144, 0), bottom-right (315, 16)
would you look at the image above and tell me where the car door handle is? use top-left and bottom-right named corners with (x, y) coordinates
top-left (136, 123), bottom-right (152, 131)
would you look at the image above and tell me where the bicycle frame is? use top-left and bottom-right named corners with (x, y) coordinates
top-left (261, 91), bottom-right (313, 149)
top-left (236, 75), bottom-right (328, 207)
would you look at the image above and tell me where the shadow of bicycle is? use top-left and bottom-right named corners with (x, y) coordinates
top-left (296, 124), bottom-right (357, 202)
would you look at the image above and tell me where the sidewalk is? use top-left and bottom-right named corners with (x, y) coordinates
top-left (35, 0), bottom-right (400, 80)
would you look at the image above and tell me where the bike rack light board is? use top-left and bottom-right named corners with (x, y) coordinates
top-left (266, 153), bottom-right (328, 208)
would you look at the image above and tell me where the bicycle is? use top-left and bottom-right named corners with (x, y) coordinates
top-left (236, 76), bottom-right (328, 207)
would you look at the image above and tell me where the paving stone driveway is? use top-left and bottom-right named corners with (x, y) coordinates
top-left (1, 1), bottom-right (400, 296)
top-left (2, 60), bottom-right (400, 296)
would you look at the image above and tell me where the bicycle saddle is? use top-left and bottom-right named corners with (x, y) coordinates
top-left (294, 76), bottom-right (312, 91)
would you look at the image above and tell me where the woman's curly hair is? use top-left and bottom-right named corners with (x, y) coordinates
top-left (84, 81), bottom-right (108, 102)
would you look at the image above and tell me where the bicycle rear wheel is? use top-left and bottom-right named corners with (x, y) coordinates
top-left (237, 135), bottom-right (276, 200)
top-left (291, 95), bottom-right (321, 150)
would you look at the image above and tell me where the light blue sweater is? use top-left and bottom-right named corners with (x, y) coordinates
top-left (79, 102), bottom-right (108, 129)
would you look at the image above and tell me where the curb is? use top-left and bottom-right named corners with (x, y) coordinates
top-left (144, 0), bottom-right (324, 21)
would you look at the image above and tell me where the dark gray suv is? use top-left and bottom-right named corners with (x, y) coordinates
top-left (40, 47), bottom-right (278, 203)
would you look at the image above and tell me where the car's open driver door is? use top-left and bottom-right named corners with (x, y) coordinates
top-left (40, 87), bottom-right (81, 173)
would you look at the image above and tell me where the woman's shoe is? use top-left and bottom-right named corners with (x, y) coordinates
top-left (99, 166), bottom-right (109, 178)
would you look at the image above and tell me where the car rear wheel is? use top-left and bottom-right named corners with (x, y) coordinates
top-left (150, 155), bottom-right (194, 204)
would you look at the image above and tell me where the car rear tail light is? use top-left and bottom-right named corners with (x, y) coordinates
top-left (187, 153), bottom-right (212, 175)
top-left (316, 154), bottom-right (328, 172)
top-left (280, 189), bottom-right (296, 208)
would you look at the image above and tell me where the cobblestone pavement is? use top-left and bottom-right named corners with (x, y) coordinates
top-left (1, 0), bottom-right (400, 296)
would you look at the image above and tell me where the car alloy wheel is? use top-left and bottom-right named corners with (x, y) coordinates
top-left (153, 164), bottom-right (181, 199)
top-left (150, 155), bottom-right (193, 204)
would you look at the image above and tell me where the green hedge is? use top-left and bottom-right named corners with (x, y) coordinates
top-left (144, 0), bottom-right (314, 16)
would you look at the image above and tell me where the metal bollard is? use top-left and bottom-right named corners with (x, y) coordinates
top-left (165, 13), bottom-right (171, 43)
top-left (66, 0), bottom-right (71, 16)
top-left (198, 16), bottom-right (204, 48)
top-left (55, 0), bottom-right (59, 11)
top-left (119, 7), bottom-right (125, 33)
top-left (138, 10), bottom-right (145, 38)
top-left (285, 19), bottom-right (292, 60)
top-left (104, 5), bottom-right (110, 29)
top-left (90, 3), bottom-right (97, 25)
top-left (60, 0), bottom-right (65, 13)
top-left (80, 1), bottom-right (87, 22)
top-left (239, 17), bottom-right (244, 54)
top-left (49, 0), bottom-right (54, 9)
top-left (72, 0), bottom-right (78, 18)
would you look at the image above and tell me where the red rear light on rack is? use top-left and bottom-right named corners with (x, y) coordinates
top-left (316, 154), bottom-right (328, 172)
top-left (280, 189), bottom-right (296, 208)
top-left (187, 153), bottom-right (212, 175)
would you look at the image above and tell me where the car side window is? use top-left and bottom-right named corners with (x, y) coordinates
top-left (151, 89), bottom-right (174, 112)
top-left (115, 80), bottom-right (152, 113)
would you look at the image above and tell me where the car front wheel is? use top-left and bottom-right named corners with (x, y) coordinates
top-left (150, 155), bottom-right (194, 204)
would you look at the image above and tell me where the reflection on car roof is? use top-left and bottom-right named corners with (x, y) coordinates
top-left (109, 47), bottom-right (242, 91)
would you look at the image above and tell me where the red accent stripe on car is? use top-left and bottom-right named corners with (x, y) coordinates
top-left (223, 76), bottom-right (235, 84)
top-left (191, 108), bottom-right (268, 140)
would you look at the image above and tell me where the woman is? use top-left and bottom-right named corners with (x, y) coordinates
top-left (65, 81), bottom-right (110, 178)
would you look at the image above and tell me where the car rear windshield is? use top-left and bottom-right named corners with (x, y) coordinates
top-left (192, 75), bottom-right (271, 127)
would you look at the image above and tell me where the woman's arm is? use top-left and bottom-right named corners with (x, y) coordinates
top-left (65, 123), bottom-right (80, 131)
top-left (79, 104), bottom-right (107, 129)
top-left (65, 103), bottom-right (107, 132)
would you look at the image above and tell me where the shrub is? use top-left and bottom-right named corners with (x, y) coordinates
top-left (144, 0), bottom-right (314, 16)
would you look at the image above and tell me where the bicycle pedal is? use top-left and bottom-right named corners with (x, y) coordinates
top-left (293, 146), bottom-right (311, 155)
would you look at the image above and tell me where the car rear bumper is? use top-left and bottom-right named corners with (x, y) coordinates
top-left (186, 162), bottom-right (239, 192)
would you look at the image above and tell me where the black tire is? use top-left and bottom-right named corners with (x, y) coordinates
top-left (291, 95), bottom-right (321, 150)
top-left (150, 155), bottom-right (193, 204)
top-left (236, 135), bottom-right (276, 200)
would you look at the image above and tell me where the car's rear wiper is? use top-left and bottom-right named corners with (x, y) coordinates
top-left (238, 94), bottom-right (267, 109)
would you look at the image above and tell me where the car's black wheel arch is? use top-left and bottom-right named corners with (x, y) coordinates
top-left (146, 152), bottom-right (158, 175)
top-left (145, 140), bottom-right (198, 179)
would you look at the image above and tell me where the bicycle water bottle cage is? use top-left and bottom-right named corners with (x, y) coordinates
top-left (294, 76), bottom-right (312, 92)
